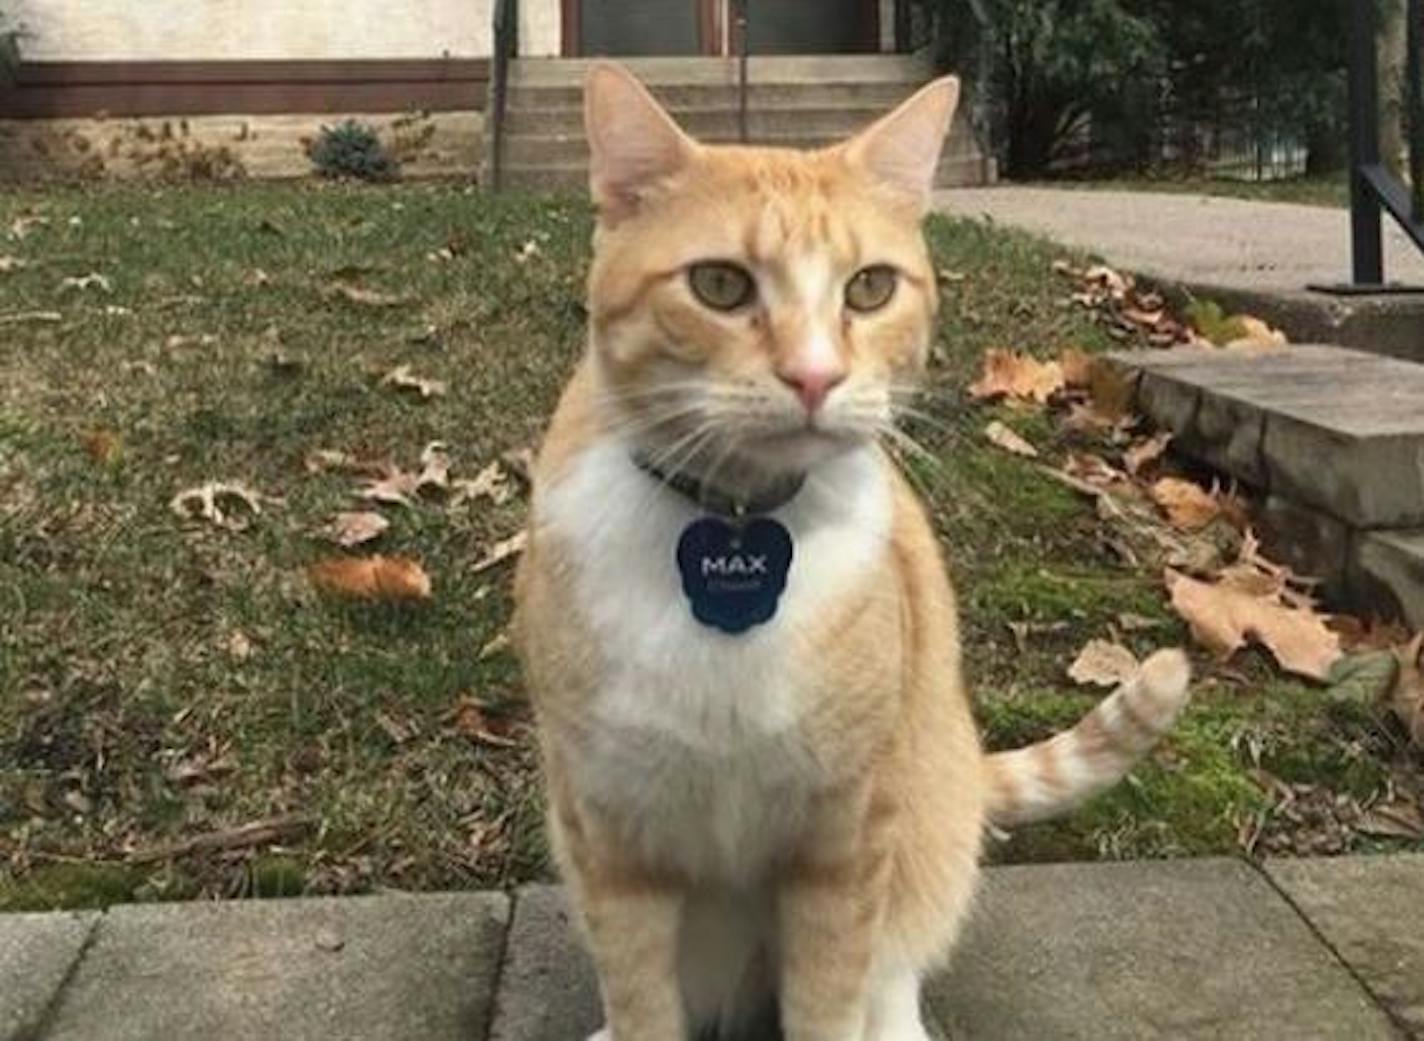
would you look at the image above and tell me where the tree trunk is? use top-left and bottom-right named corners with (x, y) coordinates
top-left (1380, 0), bottom-right (1409, 176)
top-left (1305, 119), bottom-right (1348, 174)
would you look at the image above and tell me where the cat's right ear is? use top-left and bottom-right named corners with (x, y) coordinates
top-left (584, 62), bottom-right (695, 223)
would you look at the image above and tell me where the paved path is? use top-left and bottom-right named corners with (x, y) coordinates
top-left (4, 856), bottom-right (1422, 1040)
top-left (935, 188), bottom-right (1424, 293)
top-left (935, 186), bottom-right (1424, 362)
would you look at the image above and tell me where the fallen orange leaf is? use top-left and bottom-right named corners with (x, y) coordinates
top-left (968, 349), bottom-right (1064, 404)
top-left (1151, 477), bottom-right (1221, 531)
top-left (308, 555), bottom-right (432, 601)
top-left (1164, 568), bottom-right (1341, 681)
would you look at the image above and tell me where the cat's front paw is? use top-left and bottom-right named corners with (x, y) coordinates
top-left (585, 1028), bottom-right (611, 1041)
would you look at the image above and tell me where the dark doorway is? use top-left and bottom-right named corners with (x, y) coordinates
top-left (574, 0), bottom-right (716, 55)
top-left (562, 0), bottom-right (880, 57)
top-left (746, 0), bottom-right (879, 54)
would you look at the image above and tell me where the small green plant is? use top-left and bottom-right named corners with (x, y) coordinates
top-left (308, 119), bottom-right (400, 182)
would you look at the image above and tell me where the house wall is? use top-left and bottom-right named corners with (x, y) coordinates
top-left (0, 0), bottom-right (571, 179)
top-left (7, 0), bottom-right (563, 61)
top-left (8, 0), bottom-right (494, 60)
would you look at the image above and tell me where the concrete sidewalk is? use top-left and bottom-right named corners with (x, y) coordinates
top-left (935, 188), bottom-right (1424, 360)
top-left (4, 856), bottom-right (1422, 1041)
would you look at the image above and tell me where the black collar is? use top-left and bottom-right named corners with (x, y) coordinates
top-left (632, 454), bottom-right (806, 517)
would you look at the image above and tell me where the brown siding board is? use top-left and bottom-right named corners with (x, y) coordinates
top-left (0, 59), bottom-right (490, 118)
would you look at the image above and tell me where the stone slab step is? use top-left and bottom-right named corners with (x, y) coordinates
top-left (490, 862), bottom-right (1400, 1041)
top-left (1265, 854), bottom-right (1424, 1037)
top-left (1113, 344), bottom-right (1424, 529)
top-left (18, 894), bottom-right (509, 1041)
top-left (1351, 528), bottom-right (1424, 628)
top-left (0, 910), bottom-right (97, 1041)
top-left (6, 859), bottom-right (1420, 1041)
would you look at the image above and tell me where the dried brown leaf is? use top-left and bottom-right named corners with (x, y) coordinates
top-left (226, 630), bottom-right (254, 661)
top-left (478, 631), bottom-right (512, 660)
top-left (451, 460), bottom-right (516, 508)
top-left (170, 481), bottom-right (263, 531)
top-left (0, 310), bottom-right (63, 326)
top-left (323, 511), bottom-right (390, 547)
top-left (983, 420), bottom-right (1039, 458)
top-left (417, 441), bottom-right (451, 491)
top-left (1389, 634), bottom-right (1424, 746)
top-left (1067, 639), bottom-right (1139, 687)
top-left (9, 214), bottom-right (49, 239)
top-left (1124, 431), bottom-right (1172, 477)
top-left (304, 448), bottom-right (358, 474)
top-left (1151, 478), bottom-right (1222, 532)
top-left (472, 531), bottom-right (528, 574)
top-left (1059, 347), bottom-right (1096, 388)
top-left (381, 364), bottom-right (446, 399)
top-left (1164, 568), bottom-right (1342, 681)
top-left (1085, 361), bottom-right (1135, 422)
top-left (59, 272), bottom-right (112, 293)
top-left (358, 465), bottom-right (422, 508)
top-left (1356, 797), bottom-right (1424, 839)
top-left (1328, 615), bottom-right (1415, 653)
top-left (333, 283), bottom-right (411, 308)
top-left (308, 555), bottom-right (432, 601)
top-left (968, 349), bottom-right (1064, 404)
top-left (501, 445), bottom-right (536, 486)
top-left (80, 429), bottom-right (122, 465)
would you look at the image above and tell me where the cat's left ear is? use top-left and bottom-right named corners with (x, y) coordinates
top-left (842, 76), bottom-right (960, 212)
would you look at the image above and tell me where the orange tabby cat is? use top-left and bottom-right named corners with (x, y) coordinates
top-left (514, 62), bottom-right (1190, 1041)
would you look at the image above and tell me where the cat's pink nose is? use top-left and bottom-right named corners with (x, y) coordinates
top-left (777, 363), bottom-right (847, 414)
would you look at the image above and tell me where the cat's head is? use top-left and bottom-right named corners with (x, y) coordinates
top-left (584, 62), bottom-right (957, 477)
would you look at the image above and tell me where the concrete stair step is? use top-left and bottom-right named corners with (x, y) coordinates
top-left (495, 154), bottom-right (991, 193)
top-left (507, 54), bottom-right (933, 88)
top-left (505, 80), bottom-right (923, 112)
top-left (500, 128), bottom-right (984, 165)
top-left (504, 103), bottom-right (889, 137)
top-left (1112, 343), bottom-right (1424, 625)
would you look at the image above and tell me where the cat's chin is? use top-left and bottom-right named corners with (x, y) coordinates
top-left (751, 427), bottom-right (863, 473)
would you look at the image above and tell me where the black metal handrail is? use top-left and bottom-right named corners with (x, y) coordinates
top-left (1345, 0), bottom-right (1424, 287)
top-left (489, 0), bottom-right (517, 192)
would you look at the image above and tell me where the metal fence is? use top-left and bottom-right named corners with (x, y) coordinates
top-left (1343, 0), bottom-right (1424, 287)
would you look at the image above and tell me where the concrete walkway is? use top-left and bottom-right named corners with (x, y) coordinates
top-left (935, 188), bottom-right (1424, 360)
top-left (4, 856), bottom-right (1422, 1041)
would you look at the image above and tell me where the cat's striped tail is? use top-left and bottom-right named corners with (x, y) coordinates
top-left (985, 649), bottom-right (1192, 827)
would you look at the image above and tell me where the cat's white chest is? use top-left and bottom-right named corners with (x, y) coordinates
top-left (538, 440), bottom-right (892, 880)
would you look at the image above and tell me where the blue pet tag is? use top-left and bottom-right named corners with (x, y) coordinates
top-left (676, 517), bottom-right (794, 635)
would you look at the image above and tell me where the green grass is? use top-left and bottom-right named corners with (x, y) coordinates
top-left (1031, 173), bottom-right (1350, 208)
top-left (1, 182), bottom-right (1415, 911)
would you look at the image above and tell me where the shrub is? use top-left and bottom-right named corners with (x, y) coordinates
top-left (308, 119), bottom-right (400, 182)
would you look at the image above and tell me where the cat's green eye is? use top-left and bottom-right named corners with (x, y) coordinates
top-left (845, 265), bottom-right (898, 313)
top-left (689, 262), bottom-right (755, 311)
